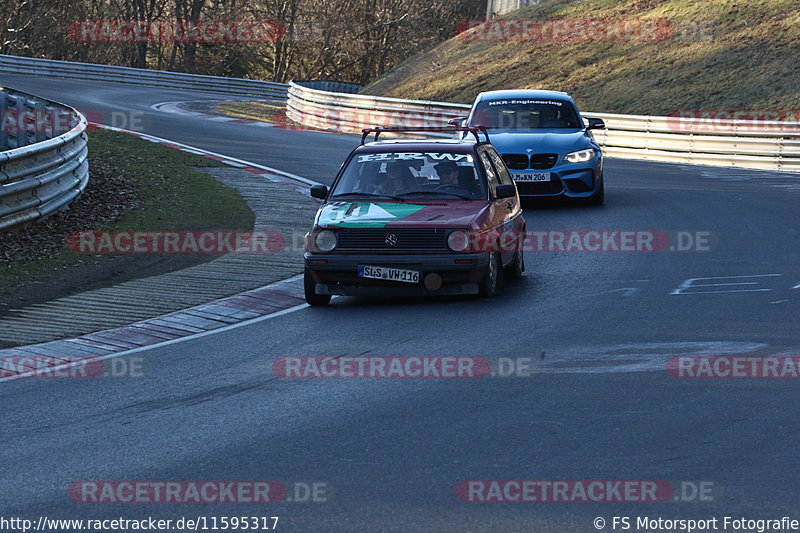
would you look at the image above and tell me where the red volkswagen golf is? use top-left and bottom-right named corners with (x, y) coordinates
top-left (303, 127), bottom-right (527, 305)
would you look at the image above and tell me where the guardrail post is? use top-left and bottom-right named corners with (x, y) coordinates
top-left (0, 90), bottom-right (7, 150)
top-left (10, 94), bottom-right (27, 147)
top-left (26, 98), bottom-right (47, 144)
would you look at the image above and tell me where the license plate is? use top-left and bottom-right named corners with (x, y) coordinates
top-left (514, 172), bottom-right (551, 182)
top-left (358, 265), bottom-right (420, 284)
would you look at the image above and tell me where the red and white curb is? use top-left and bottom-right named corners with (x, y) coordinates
top-left (0, 275), bottom-right (309, 382)
top-left (0, 125), bottom-right (325, 382)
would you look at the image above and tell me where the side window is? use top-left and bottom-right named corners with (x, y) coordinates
top-left (478, 150), bottom-right (500, 197)
top-left (487, 148), bottom-right (514, 185)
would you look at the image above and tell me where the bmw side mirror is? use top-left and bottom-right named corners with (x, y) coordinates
top-left (310, 184), bottom-right (328, 199)
top-left (447, 117), bottom-right (466, 127)
top-left (586, 117), bottom-right (606, 130)
top-left (495, 184), bottom-right (517, 199)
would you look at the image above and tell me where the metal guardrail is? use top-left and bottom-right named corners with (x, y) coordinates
top-left (0, 55), bottom-right (289, 99)
top-left (287, 81), bottom-right (469, 137)
top-left (287, 81), bottom-right (800, 172)
top-left (0, 88), bottom-right (89, 230)
top-left (588, 113), bottom-right (800, 172)
top-left (293, 80), bottom-right (363, 94)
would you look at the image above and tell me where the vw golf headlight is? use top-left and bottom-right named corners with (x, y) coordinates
top-left (315, 230), bottom-right (337, 252)
top-left (447, 230), bottom-right (470, 252)
top-left (564, 149), bottom-right (596, 163)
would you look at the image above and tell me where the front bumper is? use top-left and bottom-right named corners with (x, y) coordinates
top-left (512, 166), bottom-right (601, 198)
top-left (305, 252), bottom-right (490, 297)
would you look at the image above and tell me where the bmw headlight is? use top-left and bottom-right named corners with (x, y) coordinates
top-left (564, 149), bottom-right (596, 163)
top-left (315, 230), bottom-right (337, 252)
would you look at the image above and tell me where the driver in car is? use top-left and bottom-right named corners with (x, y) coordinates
top-left (434, 161), bottom-right (459, 185)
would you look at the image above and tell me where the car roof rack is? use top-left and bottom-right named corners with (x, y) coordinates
top-left (360, 126), bottom-right (489, 145)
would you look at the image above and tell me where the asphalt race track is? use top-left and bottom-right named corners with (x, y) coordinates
top-left (1, 73), bottom-right (799, 532)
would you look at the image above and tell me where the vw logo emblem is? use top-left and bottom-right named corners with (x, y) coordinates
top-left (385, 234), bottom-right (398, 246)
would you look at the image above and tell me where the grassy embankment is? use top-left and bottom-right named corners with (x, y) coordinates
top-left (359, 0), bottom-right (800, 114)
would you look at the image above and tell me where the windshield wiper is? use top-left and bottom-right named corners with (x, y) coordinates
top-left (396, 190), bottom-right (473, 200)
top-left (330, 192), bottom-right (403, 201)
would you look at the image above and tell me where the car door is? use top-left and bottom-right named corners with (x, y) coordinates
top-left (478, 147), bottom-right (524, 264)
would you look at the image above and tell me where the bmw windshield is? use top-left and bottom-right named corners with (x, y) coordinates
top-left (470, 98), bottom-right (582, 130)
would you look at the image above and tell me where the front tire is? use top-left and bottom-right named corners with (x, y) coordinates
top-left (478, 252), bottom-right (502, 298)
top-left (304, 268), bottom-right (331, 306)
top-left (505, 249), bottom-right (525, 279)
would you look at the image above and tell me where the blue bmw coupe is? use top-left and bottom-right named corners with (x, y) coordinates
top-left (457, 90), bottom-right (606, 205)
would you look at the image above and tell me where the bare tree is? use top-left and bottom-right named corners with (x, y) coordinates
top-left (1, 0), bottom-right (483, 83)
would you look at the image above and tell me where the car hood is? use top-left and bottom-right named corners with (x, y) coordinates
top-left (487, 130), bottom-right (593, 155)
top-left (315, 201), bottom-right (490, 229)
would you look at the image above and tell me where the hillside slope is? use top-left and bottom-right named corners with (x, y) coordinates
top-left (361, 0), bottom-right (800, 115)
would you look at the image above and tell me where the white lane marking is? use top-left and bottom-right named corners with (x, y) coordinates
top-left (671, 274), bottom-right (782, 295)
top-left (94, 124), bottom-right (322, 187)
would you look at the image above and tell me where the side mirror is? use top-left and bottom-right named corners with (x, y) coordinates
top-left (586, 117), bottom-right (606, 130)
top-left (495, 184), bottom-right (517, 199)
top-left (310, 184), bottom-right (328, 199)
top-left (447, 117), bottom-right (466, 127)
